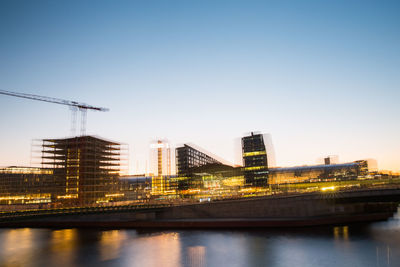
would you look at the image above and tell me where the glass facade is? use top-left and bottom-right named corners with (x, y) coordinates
top-left (242, 133), bottom-right (269, 187)
top-left (176, 144), bottom-right (221, 176)
top-left (269, 161), bottom-right (370, 184)
top-left (0, 167), bottom-right (56, 205)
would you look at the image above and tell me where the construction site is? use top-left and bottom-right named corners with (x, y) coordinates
top-left (0, 89), bottom-right (128, 207)
top-left (40, 136), bottom-right (125, 205)
top-left (0, 89), bottom-right (399, 210)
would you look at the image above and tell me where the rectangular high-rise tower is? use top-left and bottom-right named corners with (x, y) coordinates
top-left (242, 132), bottom-right (269, 186)
top-left (150, 139), bottom-right (172, 194)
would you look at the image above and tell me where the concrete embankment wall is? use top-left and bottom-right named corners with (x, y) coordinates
top-left (157, 189), bottom-right (400, 220)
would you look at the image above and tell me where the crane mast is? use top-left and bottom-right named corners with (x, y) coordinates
top-left (0, 89), bottom-right (109, 136)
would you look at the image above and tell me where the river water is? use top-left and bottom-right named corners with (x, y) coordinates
top-left (1, 215), bottom-right (400, 267)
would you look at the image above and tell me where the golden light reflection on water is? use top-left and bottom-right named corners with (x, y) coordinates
top-left (332, 225), bottom-right (354, 257)
top-left (51, 229), bottom-right (77, 252)
top-left (151, 232), bottom-right (181, 267)
top-left (0, 227), bottom-right (400, 266)
top-left (2, 228), bottom-right (34, 265)
top-left (50, 229), bottom-right (77, 266)
top-left (333, 226), bottom-right (349, 241)
top-left (5, 228), bottom-right (32, 251)
top-left (99, 230), bottom-right (127, 261)
top-left (125, 232), bottom-right (182, 267)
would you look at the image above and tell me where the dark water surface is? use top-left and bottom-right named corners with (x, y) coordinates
top-left (1, 216), bottom-right (400, 267)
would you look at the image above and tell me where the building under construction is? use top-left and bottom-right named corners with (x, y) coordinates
top-left (40, 135), bottom-right (125, 204)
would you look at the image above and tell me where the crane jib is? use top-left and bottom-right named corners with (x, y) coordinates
top-left (0, 89), bottom-right (109, 136)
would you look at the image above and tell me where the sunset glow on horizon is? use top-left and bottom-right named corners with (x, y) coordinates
top-left (0, 0), bottom-right (399, 173)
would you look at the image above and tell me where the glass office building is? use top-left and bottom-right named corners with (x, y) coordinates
top-left (176, 144), bottom-right (221, 176)
top-left (242, 132), bottom-right (269, 187)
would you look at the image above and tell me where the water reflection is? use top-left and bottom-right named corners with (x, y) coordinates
top-left (51, 229), bottom-right (77, 252)
top-left (333, 226), bottom-right (349, 241)
top-left (0, 220), bottom-right (399, 266)
top-left (0, 228), bottom-right (35, 266)
top-left (369, 217), bottom-right (400, 267)
top-left (186, 246), bottom-right (206, 267)
top-left (50, 229), bottom-right (77, 266)
top-left (99, 230), bottom-right (126, 261)
top-left (122, 231), bottom-right (182, 267)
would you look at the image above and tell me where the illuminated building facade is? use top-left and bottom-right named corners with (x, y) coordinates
top-left (170, 163), bottom-right (243, 196)
top-left (118, 175), bottom-right (153, 201)
top-left (41, 136), bottom-right (123, 204)
top-left (150, 140), bottom-right (172, 177)
top-left (150, 140), bottom-right (172, 194)
top-left (0, 167), bottom-right (56, 204)
top-left (242, 132), bottom-right (269, 187)
top-left (268, 160), bottom-right (370, 184)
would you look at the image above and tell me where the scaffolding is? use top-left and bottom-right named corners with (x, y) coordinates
top-left (40, 136), bottom-right (127, 204)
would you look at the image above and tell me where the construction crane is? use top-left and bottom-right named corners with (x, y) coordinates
top-left (0, 89), bottom-right (109, 136)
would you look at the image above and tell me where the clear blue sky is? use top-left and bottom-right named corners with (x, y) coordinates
top-left (0, 0), bottom-right (399, 173)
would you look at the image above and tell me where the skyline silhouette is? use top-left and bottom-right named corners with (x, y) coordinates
top-left (0, 0), bottom-right (399, 172)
